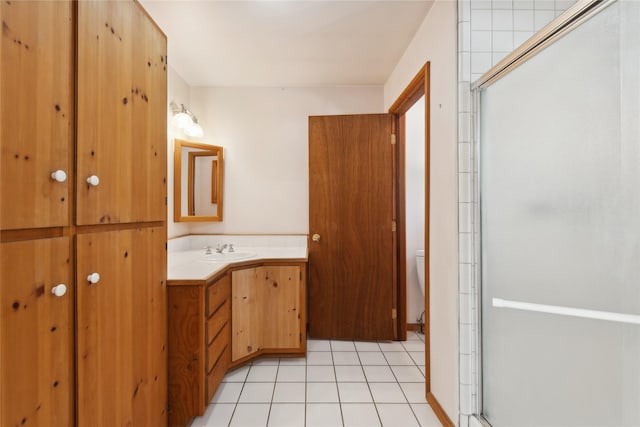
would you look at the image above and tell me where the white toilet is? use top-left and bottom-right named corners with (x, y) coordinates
top-left (416, 249), bottom-right (425, 297)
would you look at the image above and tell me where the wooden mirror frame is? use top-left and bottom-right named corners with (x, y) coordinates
top-left (174, 139), bottom-right (224, 222)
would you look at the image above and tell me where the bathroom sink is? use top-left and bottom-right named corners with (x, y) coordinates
top-left (201, 252), bottom-right (256, 262)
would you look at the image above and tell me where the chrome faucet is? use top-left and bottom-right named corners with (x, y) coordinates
top-left (215, 243), bottom-right (228, 254)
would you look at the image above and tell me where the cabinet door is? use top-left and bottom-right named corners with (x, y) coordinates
top-left (76, 227), bottom-right (167, 426)
top-left (232, 266), bottom-right (303, 361)
top-left (0, 1), bottom-right (73, 230)
top-left (0, 237), bottom-right (73, 427)
top-left (231, 268), bottom-right (263, 361)
top-left (261, 266), bottom-right (302, 349)
top-left (76, 1), bottom-right (167, 225)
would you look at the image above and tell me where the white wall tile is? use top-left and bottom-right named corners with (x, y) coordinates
top-left (471, 0), bottom-right (492, 10)
top-left (514, 30), bottom-right (534, 47)
top-left (534, 9), bottom-right (555, 30)
top-left (460, 0), bottom-right (472, 22)
top-left (459, 384), bottom-right (474, 414)
top-left (492, 51), bottom-right (510, 66)
top-left (459, 354), bottom-right (474, 385)
top-left (460, 21), bottom-right (471, 52)
top-left (492, 0), bottom-right (513, 9)
top-left (459, 83), bottom-right (472, 113)
top-left (459, 293), bottom-right (473, 324)
top-left (492, 31), bottom-right (514, 51)
top-left (459, 324), bottom-right (473, 354)
top-left (459, 262), bottom-right (472, 293)
top-left (458, 203), bottom-right (472, 233)
top-left (492, 9), bottom-right (514, 31)
top-left (471, 9), bottom-right (492, 30)
top-left (460, 52), bottom-right (471, 81)
top-left (458, 172), bottom-right (472, 203)
top-left (471, 30), bottom-right (492, 51)
top-left (513, 0), bottom-right (534, 9)
top-left (534, 0), bottom-right (555, 10)
top-left (458, 232), bottom-right (472, 263)
top-left (514, 9), bottom-right (534, 31)
top-left (458, 143), bottom-right (471, 173)
top-left (555, 0), bottom-right (576, 12)
top-left (459, 112), bottom-right (472, 142)
top-left (471, 52), bottom-right (492, 75)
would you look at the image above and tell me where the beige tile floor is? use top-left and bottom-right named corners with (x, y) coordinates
top-left (192, 331), bottom-right (441, 427)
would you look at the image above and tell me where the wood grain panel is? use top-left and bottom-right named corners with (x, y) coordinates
top-left (206, 324), bottom-right (229, 374)
top-left (205, 346), bottom-right (230, 404)
top-left (0, 237), bottom-right (73, 427)
top-left (206, 300), bottom-right (229, 346)
top-left (0, 0), bottom-right (73, 230)
top-left (76, 0), bottom-right (167, 225)
top-left (231, 268), bottom-right (262, 361)
top-left (167, 285), bottom-right (204, 427)
top-left (167, 274), bottom-right (231, 426)
top-left (206, 273), bottom-right (230, 316)
top-left (261, 266), bottom-right (301, 349)
top-left (308, 114), bottom-right (395, 340)
top-left (76, 227), bottom-right (167, 427)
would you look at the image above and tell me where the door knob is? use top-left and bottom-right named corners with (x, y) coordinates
top-left (312, 234), bottom-right (321, 243)
top-left (86, 175), bottom-right (100, 186)
top-left (87, 272), bottom-right (100, 284)
top-left (51, 170), bottom-right (67, 183)
top-left (51, 284), bottom-right (67, 297)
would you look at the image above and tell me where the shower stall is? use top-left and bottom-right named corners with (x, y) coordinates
top-left (473, 0), bottom-right (640, 425)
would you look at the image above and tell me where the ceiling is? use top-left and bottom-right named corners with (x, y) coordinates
top-left (139, 1), bottom-right (434, 87)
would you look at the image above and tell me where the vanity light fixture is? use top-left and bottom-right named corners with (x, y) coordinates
top-left (170, 101), bottom-right (204, 137)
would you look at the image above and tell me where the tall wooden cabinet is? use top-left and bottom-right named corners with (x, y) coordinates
top-left (0, 1), bottom-right (167, 426)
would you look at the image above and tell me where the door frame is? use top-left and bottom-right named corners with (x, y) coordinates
top-left (388, 62), bottom-right (431, 380)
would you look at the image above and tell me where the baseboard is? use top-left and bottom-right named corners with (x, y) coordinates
top-left (427, 391), bottom-right (455, 427)
top-left (407, 323), bottom-right (423, 332)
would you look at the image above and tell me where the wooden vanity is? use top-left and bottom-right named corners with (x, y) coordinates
top-left (167, 250), bottom-right (307, 427)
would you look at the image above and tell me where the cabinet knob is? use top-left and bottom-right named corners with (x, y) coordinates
top-left (51, 284), bottom-right (67, 297)
top-left (312, 234), bottom-right (321, 243)
top-left (87, 272), bottom-right (101, 284)
top-left (86, 175), bottom-right (100, 186)
top-left (51, 170), bottom-right (67, 183)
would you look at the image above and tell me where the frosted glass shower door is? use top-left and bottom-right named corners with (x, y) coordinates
top-left (479, 1), bottom-right (640, 426)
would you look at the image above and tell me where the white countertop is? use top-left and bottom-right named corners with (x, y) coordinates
top-left (168, 235), bottom-right (308, 282)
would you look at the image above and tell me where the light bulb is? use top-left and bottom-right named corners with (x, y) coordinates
top-left (184, 122), bottom-right (204, 137)
top-left (172, 111), bottom-right (193, 129)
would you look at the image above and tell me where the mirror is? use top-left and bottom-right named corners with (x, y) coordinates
top-left (174, 139), bottom-right (224, 222)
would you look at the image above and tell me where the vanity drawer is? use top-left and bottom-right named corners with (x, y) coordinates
top-left (206, 275), bottom-right (230, 316)
top-left (205, 345), bottom-right (230, 404)
top-left (206, 300), bottom-right (229, 345)
top-left (206, 323), bottom-right (229, 374)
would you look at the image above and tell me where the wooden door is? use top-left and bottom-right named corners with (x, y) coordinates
top-left (76, 227), bottom-right (167, 426)
top-left (0, 0), bottom-right (73, 230)
top-left (308, 114), bottom-right (396, 340)
top-left (0, 237), bottom-right (73, 427)
top-left (76, 1), bottom-right (167, 225)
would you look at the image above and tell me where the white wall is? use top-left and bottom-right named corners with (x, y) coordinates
top-left (186, 86), bottom-right (384, 234)
top-left (405, 96), bottom-right (426, 324)
top-left (384, 0), bottom-right (459, 424)
top-left (167, 66), bottom-right (192, 239)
